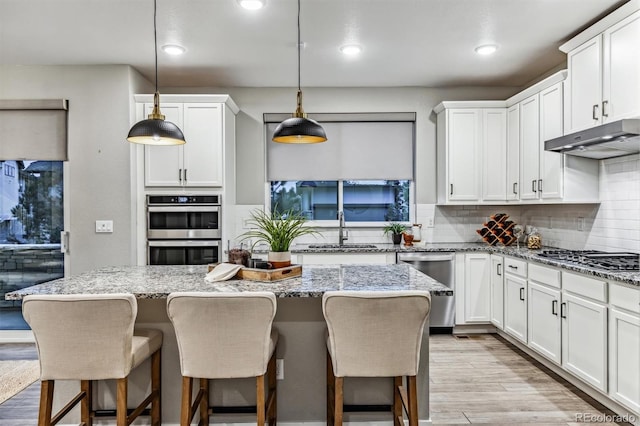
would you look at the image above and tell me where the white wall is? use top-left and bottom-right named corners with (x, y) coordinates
top-left (0, 64), bottom-right (152, 274)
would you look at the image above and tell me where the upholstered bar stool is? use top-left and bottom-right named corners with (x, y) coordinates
top-left (167, 292), bottom-right (278, 426)
top-left (22, 294), bottom-right (163, 426)
top-left (323, 290), bottom-right (431, 426)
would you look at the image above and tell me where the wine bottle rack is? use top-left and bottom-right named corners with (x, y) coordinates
top-left (476, 213), bottom-right (518, 246)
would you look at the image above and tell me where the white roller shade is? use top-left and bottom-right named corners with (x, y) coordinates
top-left (267, 119), bottom-right (414, 181)
top-left (0, 100), bottom-right (69, 161)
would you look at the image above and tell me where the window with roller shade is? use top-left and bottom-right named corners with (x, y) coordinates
top-left (265, 113), bottom-right (415, 223)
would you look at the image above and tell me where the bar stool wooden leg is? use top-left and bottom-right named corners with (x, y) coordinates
top-left (326, 350), bottom-right (334, 426)
top-left (334, 376), bottom-right (344, 426)
top-left (256, 374), bottom-right (266, 426)
top-left (393, 376), bottom-right (403, 426)
top-left (38, 380), bottom-right (54, 426)
top-left (151, 350), bottom-right (161, 426)
top-left (267, 354), bottom-right (277, 425)
top-left (407, 375), bottom-right (418, 426)
top-left (81, 380), bottom-right (92, 426)
top-left (116, 377), bottom-right (128, 426)
top-left (180, 376), bottom-right (193, 426)
top-left (199, 378), bottom-right (209, 426)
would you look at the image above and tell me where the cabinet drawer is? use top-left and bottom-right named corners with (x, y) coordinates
top-left (529, 263), bottom-right (561, 289)
top-left (562, 271), bottom-right (606, 302)
top-left (609, 282), bottom-right (640, 314)
top-left (504, 257), bottom-right (527, 278)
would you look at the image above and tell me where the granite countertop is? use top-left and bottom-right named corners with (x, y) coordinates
top-left (5, 263), bottom-right (453, 300)
top-left (291, 243), bottom-right (640, 286)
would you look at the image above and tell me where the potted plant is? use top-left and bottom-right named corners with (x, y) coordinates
top-left (383, 223), bottom-right (406, 245)
top-left (240, 207), bottom-right (318, 268)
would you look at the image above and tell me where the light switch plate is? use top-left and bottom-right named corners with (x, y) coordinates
top-left (95, 220), bottom-right (113, 233)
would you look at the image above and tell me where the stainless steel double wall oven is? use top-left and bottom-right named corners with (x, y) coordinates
top-left (146, 195), bottom-right (222, 265)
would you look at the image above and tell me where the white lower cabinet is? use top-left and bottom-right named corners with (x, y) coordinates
top-left (528, 282), bottom-right (561, 364)
top-left (608, 283), bottom-right (640, 414)
top-left (489, 255), bottom-right (504, 329)
top-left (504, 274), bottom-right (528, 344)
top-left (561, 290), bottom-right (608, 392)
top-left (455, 253), bottom-right (491, 325)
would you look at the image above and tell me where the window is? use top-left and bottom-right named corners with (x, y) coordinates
top-left (265, 113), bottom-right (415, 224)
top-left (270, 180), bottom-right (409, 223)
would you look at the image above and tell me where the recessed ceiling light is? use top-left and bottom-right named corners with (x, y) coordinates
top-left (340, 44), bottom-right (362, 56)
top-left (238, 0), bottom-right (265, 10)
top-left (162, 44), bottom-right (186, 55)
top-left (475, 44), bottom-right (498, 55)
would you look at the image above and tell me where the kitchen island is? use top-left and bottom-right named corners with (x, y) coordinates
top-left (7, 264), bottom-right (450, 425)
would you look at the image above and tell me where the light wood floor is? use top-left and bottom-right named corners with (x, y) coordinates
top-left (0, 334), bottom-right (632, 425)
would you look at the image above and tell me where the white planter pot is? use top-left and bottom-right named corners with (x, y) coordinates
top-left (268, 251), bottom-right (291, 268)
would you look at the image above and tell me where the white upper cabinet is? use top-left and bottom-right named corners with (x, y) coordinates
top-left (565, 9), bottom-right (640, 133)
top-left (482, 109), bottom-right (508, 201)
top-left (538, 83), bottom-right (564, 199)
top-left (506, 104), bottom-right (520, 201)
top-left (144, 103), bottom-right (223, 187)
top-left (435, 102), bottom-right (506, 204)
top-left (518, 94), bottom-right (540, 200)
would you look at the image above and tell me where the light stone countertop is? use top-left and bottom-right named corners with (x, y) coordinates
top-left (291, 242), bottom-right (640, 286)
top-left (5, 263), bottom-right (453, 300)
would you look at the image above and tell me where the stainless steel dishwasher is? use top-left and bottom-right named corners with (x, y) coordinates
top-left (397, 252), bottom-right (455, 333)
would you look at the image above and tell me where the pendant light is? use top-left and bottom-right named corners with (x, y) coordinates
top-left (272, 0), bottom-right (327, 144)
top-left (127, 0), bottom-right (185, 145)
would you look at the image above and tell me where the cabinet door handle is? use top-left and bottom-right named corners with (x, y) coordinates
top-left (592, 104), bottom-right (599, 120)
top-left (532, 180), bottom-right (537, 193)
top-left (602, 100), bottom-right (609, 118)
top-left (552, 300), bottom-right (558, 316)
top-left (519, 287), bottom-right (525, 301)
top-left (513, 182), bottom-right (518, 195)
top-left (497, 263), bottom-right (502, 276)
top-left (560, 302), bottom-right (567, 319)
top-left (179, 168), bottom-right (182, 183)
top-left (184, 168), bottom-right (187, 183)
top-left (450, 183), bottom-right (453, 195)
top-left (538, 179), bottom-right (543, 193)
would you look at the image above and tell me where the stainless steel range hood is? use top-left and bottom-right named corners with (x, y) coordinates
top-left (544, 119), bottom-right (640, 159)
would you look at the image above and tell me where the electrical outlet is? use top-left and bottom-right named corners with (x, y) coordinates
top-left (577, 217), bottom-right (585, 232)
top-left (426, 217), bottom-right (434, 228)
top-left (276, 359), bottom-right (284, 380)
top-left (95, 220), bottom-right (113, 233)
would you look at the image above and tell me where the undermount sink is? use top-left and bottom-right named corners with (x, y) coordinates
top-left (308, 244), bottom-right (378, 249)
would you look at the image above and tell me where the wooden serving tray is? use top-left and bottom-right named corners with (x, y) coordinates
top-left (237, 264), bottom-right (302, 282)
top-left (208, 263), bottom-right (302, 282)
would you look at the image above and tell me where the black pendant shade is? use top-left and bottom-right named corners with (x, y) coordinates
top-left (127, 0), bottom-right (186, 146)
top-left (272, 0), bottom-right (326, 144)
top-left (127, 117), bottom-right (186, 146)
top-left (272, 117), bottom-right (326, 143)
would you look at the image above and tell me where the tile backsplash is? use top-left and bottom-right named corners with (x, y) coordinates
top-left (416, 154), bottom-right (640, 253)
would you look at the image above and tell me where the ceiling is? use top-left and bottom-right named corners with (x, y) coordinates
top-left (0, 0), bottom-right (627, 88)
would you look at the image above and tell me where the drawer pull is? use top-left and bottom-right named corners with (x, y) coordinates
top-left (519, 287), bottom-right (525, 301)
top-left (508, 265), bottom-right (518, 270)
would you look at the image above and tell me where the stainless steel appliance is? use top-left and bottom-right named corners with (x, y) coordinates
top-left (146, 195), bottom-right (222, 265)
top-left (397, 252), bottom-right (455, 333)
top-left (544, 118), bottom-right (640, 159)
top-left (537, 250), bottom-right (639, 271)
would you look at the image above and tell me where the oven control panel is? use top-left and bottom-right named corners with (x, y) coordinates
top-left (147, 195), bottom-right (220, 205)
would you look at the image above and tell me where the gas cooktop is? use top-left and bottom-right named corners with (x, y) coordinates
top-left (537, 250), bottom-right (639, 271)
